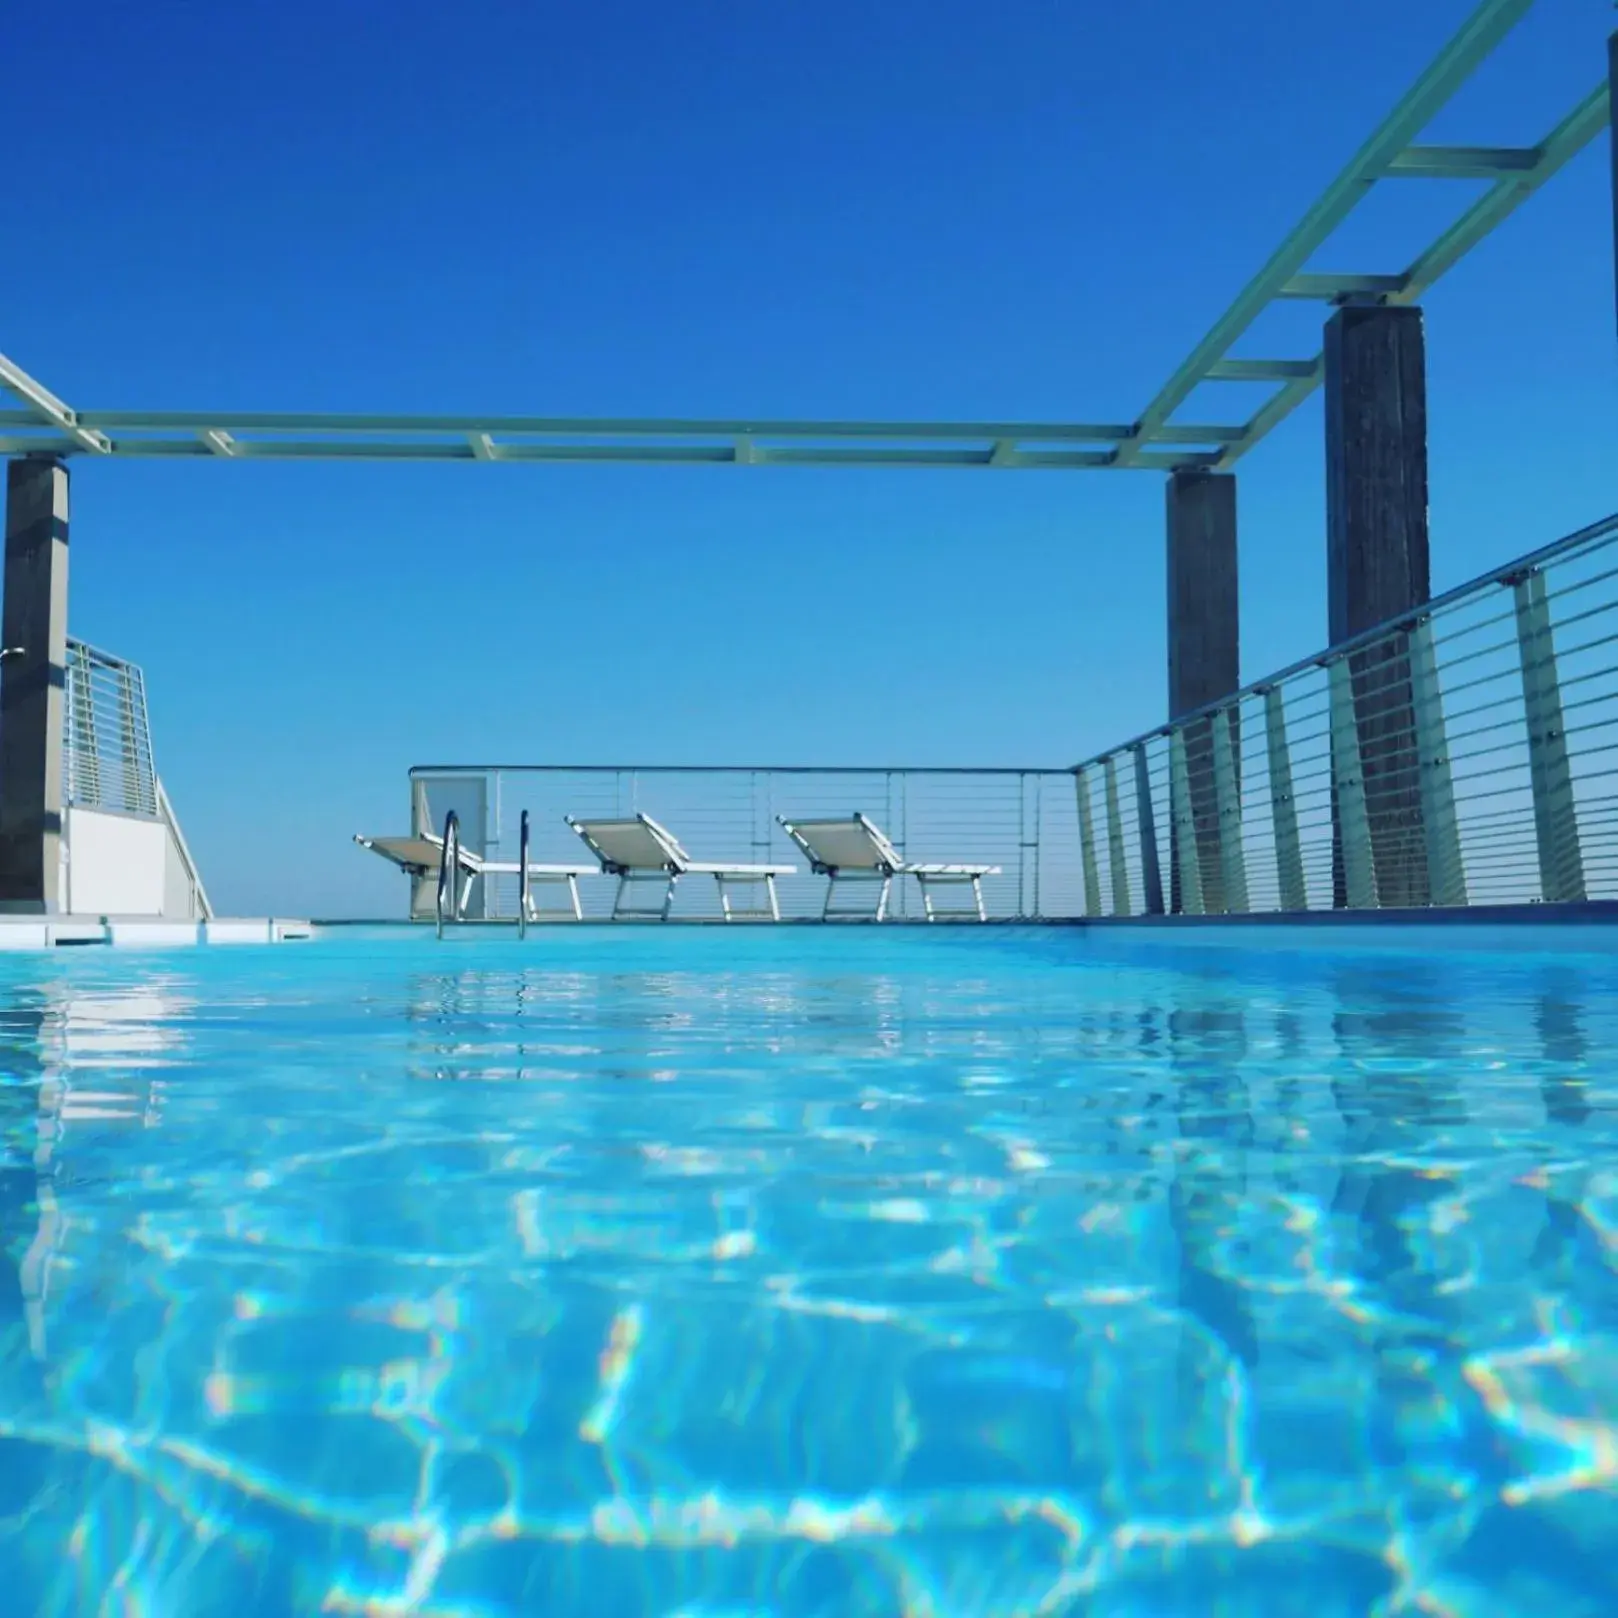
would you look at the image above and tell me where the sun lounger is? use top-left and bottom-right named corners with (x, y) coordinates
top-left (775, 811), bottom-right (1000, 921)
top-left (565, 813), bottom-right (794, 921)
top-left (354, 831), bottom-right (597, 921)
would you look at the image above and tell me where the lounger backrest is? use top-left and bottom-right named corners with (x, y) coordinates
top-left (568, 814), bottom-right (689, 872)
top-left (360, 833), bottom-right (482, 873)
top-left (778, 813), bottom-right (902, 872)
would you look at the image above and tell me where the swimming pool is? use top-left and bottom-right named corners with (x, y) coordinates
top-left (1, 925), bottom-right (1615, 1615)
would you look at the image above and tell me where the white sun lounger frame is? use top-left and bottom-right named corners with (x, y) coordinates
top-left (565, 813), bottom-right (794, 921)
top-left (775, 811), bottom-right (1000, 921)
top-left (354, 832), bottom-right (596, 921)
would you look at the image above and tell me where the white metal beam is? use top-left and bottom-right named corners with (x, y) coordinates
top-left (1386, 144), bottom-right (1541, 178)
top-left (0, 353), bottom-right (110, 454)
top-left (1112, 0), bottom-right (1535, 466)
top-left (0, 5), bottom-right (1601, 481)
top-left (1205, 359), bottom-right (1320, 383)
top-left (1277, 273), bottom-right (1410, 301)
top-left (0, 405), bottom-right (1240, 469)
top-left (1211, 80), bottom-right (1610, 472)
top-left (1392, 83), bottom-right (1611, 302)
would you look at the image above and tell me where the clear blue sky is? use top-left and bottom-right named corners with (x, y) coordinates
top-left (7, 1), bottom-right (1615, 917)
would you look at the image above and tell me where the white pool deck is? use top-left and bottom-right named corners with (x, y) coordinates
top-left (0, 917), bottom-right (312, 949)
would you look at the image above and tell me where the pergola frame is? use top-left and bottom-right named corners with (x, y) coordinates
top-left (0, 0), bottom-right (1606, 474)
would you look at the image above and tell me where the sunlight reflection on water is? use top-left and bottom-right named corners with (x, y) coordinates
top-left (0, 927), bottom-right (1616, 1615)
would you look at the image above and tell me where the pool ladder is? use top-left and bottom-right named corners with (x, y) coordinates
top-left (435, 808), bottom-right (534, 940)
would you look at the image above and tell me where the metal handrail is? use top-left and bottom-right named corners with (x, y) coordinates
top-left (63, 636), bottom-right (160, 818)
top-left (156, 777), bottom-right (214, 921)
top-left (410, 763), bottom-right (1068, 777)
top-left (401, 512), bottom-right (1618, 923)
top-left (435, 810), bottom-right (461, 939)
top-left (1069, 511), bottom-right (1618, 916)
top-left (517, 809), bottom-right (530, 940)
top-left (1074, 511), bottom-right (1618, 767)
top-left (408, 766), bottom-right (1079, 923)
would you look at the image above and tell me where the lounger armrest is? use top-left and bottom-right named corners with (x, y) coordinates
top-left (684, 862), bottom-right (797, 877)
top-left (904, 864), bottom-right (1002, 877)
top-left (479, 861), bottom-right (600, 877)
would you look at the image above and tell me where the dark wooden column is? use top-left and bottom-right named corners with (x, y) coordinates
top-left (1166, 470), bottom-right (1238, 912)
top-left (1325, 304), bottom-right (1430, 909)
top-left (0, 459), bottom-right (70, 913)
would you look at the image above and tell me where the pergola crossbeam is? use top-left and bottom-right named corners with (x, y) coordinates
top-left (1211, 78), bottom-right (1610, 471)
top-left (0, 405), bottom-right (1249, 468)
top-left (1205, 359), bottom-right (1321, 383)
top-left (1109, 0), bottom-right (1606, 469)
top-left (1387, 143), bottom-right (1542, 178)
top-left (1394, 82), bottom-right (1611, 302)
top-left (0, 353), bottom-right (109, 455)
top-left (1278, 273), bottom-right (1411, 301)
top-left (0, 3), bottom-right (1604, 479)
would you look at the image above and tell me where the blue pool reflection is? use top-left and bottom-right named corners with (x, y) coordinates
top-left (0, 926), bottom-right (1616, 1615)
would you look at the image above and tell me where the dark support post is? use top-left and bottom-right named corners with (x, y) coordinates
top-left (1166, 470), bottom-right (1238, 913)
top-left (1325, 304), bottom-right (1430, 909)
top-left (0, 460), bottom-right (70, 913)
top-left (1611, 33), bottom-right (1617, 345)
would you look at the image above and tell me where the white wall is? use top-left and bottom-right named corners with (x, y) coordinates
top-left (64, 809), bottom-right (171, 917)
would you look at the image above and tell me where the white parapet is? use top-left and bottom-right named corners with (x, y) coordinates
top-left (104, 920), bottom-right (201, 947)
top-left (64, 809), bottom-right (168, 916)
top-left (0, 917), bottom-right (313, 949)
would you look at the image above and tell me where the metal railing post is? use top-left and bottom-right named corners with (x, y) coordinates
top-left (1103, 755), bottom-right (1132, 916)
top-left (517, 808), bottom-right (530, 938)
top-left (1262, 686), bottom-right (1307, 911)
top-left (1075, 767), bottom-right (1102, 917)
top-left (1408, 616), bottom-right (1467, 906)
top-left (70, 642), bottom-right (104, 809)
top-left (436, 809), bottom-right (461, 940)
top-left (1513, 570), bottom-right (1586, 902)
top-left (1024, 771), bottom-right (1042, 919)
top-left (1210, 704), bottom-right (1249, 914)
top-left (119, 664), bottom-right (152, 814)
top-left (1132, 743), bottom-right (1165, 915)
top-left (1328, 658), bottom-right (1379, 909)
top-left (1168, 729), bottom-right (1205, 915)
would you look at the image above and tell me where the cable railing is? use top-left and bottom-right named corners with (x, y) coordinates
top-left (63, 639), bottom-right (158, 819)
top-left (406, 766), bottom-right (1083, 923)
top-left (403, 516), bottom-right (1618, 924)
top-left (1075, 512), bottom-right (1618, 915)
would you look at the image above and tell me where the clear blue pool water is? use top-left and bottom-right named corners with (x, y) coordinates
top-left (1, 924), bottom-right (1617, 1616)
